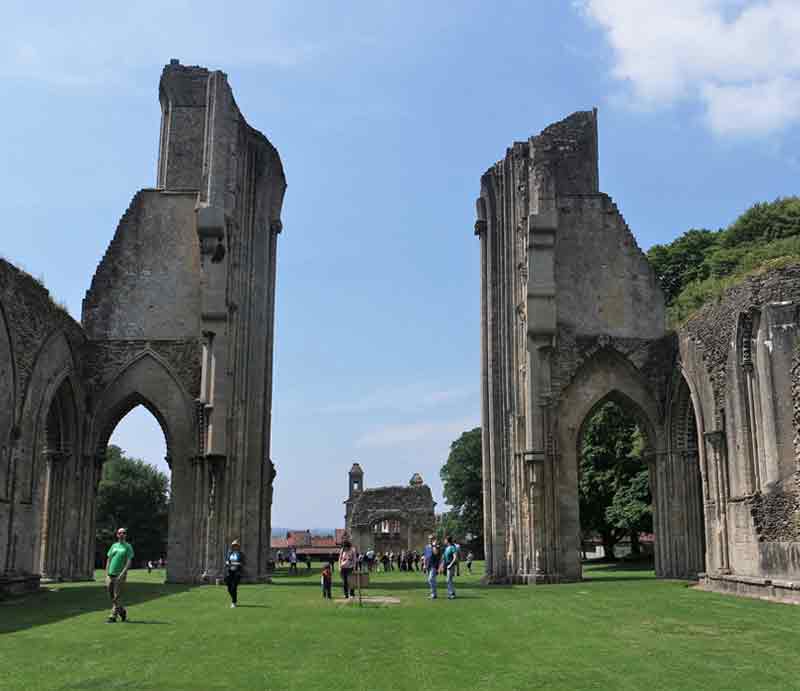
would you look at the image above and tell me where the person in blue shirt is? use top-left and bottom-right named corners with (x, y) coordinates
top-left (443, 535), bottom-right (458, 600)
top-left (225, 539), bottom-right (245, 608)
top-left (422, 534), bottom-right (441, 599)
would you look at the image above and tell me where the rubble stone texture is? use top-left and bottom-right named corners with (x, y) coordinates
top-left (344, 464), bottom-right (436, 554)
top-left (0, 61), bottom-right (285, 591)
top-left (476, 110), bottom-right (799, 602)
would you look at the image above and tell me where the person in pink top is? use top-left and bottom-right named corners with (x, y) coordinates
top-left (338, 539), bottom-right (357, 599)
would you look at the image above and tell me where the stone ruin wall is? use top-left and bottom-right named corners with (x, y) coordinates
top-left (476, 110), bottom-right (675, 584)
top-left (679, 265), bottom-right (800, 600)
top-left (346, 480), bottom-right (436, 554)
top-left (1, 61), bottom-right (285, 591)
top-left (0, 259), bottom-right (90, 587)
top-left (477, 108), bottom-right (799, 600)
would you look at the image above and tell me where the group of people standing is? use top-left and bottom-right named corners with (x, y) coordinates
top-left (422, 534), bottom-right (459, 600)
top-left (102, 529), bottom-right (472, 619)
top-left (376, 549), bottom-right (421, 572)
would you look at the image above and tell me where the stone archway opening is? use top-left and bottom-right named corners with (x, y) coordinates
top-left (37, 378), bottom-right (78, 581)
top-left (662, 373), bottom-right (707, 579)
top-left (576, 393), bottom-right (655, 576)
top-left (95, 403), bottom-right (171, 577)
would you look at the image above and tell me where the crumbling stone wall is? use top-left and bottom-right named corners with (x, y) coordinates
top-left (344, 469), bottom-right (435, 554)
top-left (0, 259), bottom-right (89, 587)
top-left (1, 61), bottom-right (285, 592)
top-left (475, 110), bottom-right (693, 584)
top-left (678, 265), bottom-right (800, 599)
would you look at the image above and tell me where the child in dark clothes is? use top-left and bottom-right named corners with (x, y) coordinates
top-left (321, 562), bottom-right (332, 599)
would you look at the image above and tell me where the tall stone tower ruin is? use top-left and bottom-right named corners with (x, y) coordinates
top-left (0, 61), bottom-right (285, 590)
top-left (475, 111), bottom-right (702, 584)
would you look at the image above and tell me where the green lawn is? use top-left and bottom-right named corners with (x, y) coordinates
top-left (1, 562), bottom-right (796, 691)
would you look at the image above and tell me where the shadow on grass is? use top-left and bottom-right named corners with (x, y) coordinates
top-left (121, 619), bottom-right (172, 625)
top-left (0, 581), bottom-right (194, 635)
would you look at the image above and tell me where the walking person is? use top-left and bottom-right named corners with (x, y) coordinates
top-left (423, 534), bottom-right (441, 600)
top-left (466, 551), bottom-right (474, 575)
top-left (289, 549), bottom-right (298, 575)
top-left (444, 535), bottom-right (458, 600)
top-left (339, 539), bottom-right (357, 599)
top-left (321, 562), bottom-right (333, 599)
top-left (105, 527), bottom-right (134, 623)
top-left (225, 539), bottom-right (245, 608)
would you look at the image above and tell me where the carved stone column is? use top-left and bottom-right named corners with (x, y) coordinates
top-left (704, 430), bottom-right (731, 573)
top-left (201, 454), bottom-right (225, 582)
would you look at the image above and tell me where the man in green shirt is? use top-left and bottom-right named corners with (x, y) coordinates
top-left (105, 527), bottom-right (134, 623)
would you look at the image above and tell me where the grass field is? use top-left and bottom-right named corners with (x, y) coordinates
top-left (1, 562), bottom-right (797, 691)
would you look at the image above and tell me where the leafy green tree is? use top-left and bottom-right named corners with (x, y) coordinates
top-left (647, 197), bottom-right (800, 323)
top-left (95, 445), bottom-right (169, 566)
top-left (440, 427), bottom-right (483, 555)
top-left (721, 197), bottom-right (800, 247)
top-left (647, 228), bottom-right (719, 304)
top-left (579, 403), bottom-right (652, 560)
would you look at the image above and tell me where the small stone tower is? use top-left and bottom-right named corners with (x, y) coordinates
top-left (349, 462), bottom-right (364, 497)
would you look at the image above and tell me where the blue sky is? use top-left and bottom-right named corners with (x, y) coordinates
top-left (2, 1), bottom-right (799, 529)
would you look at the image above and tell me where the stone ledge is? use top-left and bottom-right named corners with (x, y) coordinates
top-left (701, 572), bottom-right (800, 605)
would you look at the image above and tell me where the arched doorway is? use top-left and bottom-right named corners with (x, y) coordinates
top-left (555, 349), bottom-right (665, 582)
top-left (661, 372), bottom-right (708, 579)
top-left (90, 353), bottom-right (198, 582)
top-left (37, 377), bottom-right (79, 581)
top-left (577, 393), bottom-right (655, 570)
top-left (95, 405), bottom-right (171, 575)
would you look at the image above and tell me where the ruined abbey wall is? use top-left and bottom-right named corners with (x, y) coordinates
top-left (1, 62), bottom-right (285, 592)
top-left (679, 267), bottom-right (800, 602)
top-left (0, 260), bottom-right (90, 589)
top-left (477, 111), bottom-right (716, 589)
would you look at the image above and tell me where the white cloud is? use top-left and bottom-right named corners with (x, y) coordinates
top-left (579, 0), bottom-right (800, 135)
top-left (355, 418), bottom-right (477, 448)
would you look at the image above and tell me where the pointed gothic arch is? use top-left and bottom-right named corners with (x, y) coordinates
top-left (91, 351), bottom-right (198, 582)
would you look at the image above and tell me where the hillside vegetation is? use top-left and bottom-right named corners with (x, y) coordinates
top-left (647, 197), bottom-right (800, 324)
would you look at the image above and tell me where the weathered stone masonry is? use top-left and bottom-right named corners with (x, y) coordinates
top-left (0, 61), bottom-right (285, 591)
top-left (475, 110), bottom-right (713, 589)
top-left (344, 464), bottom-right (436, 554)
top-left (477, 110), bottom-right (800, 601)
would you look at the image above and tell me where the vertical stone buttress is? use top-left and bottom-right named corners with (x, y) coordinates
top-left (159, 63), bottom-right (286, 582)
top-left (80, 62), bottom-right (285, 584)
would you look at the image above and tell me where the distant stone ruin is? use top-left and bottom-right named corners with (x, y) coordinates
top-left (344, 463), bottom-right (436, 554)
top-left (476, 110), bottom-right (800, 602)
top-left (0, 61), bottom-right (285, 591)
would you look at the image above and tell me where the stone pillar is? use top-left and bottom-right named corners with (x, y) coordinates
top-left (704, 430), bottom-right (731, 574)
top-left (475, 215), bottom-right (494, 577)
top-left (525, 209), bottom-right (559, 581)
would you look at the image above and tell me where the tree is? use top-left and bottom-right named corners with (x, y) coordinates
top-left (647, 228), bottom-right (719, 304)
top-left (95, 445), bottom-right (170, 566)
top-left (440, 427), bottom-right (483, 555)
top-left (579, 403), bottom-right (652, 560)
top-left (647, 197), bottom-right (800, 323)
